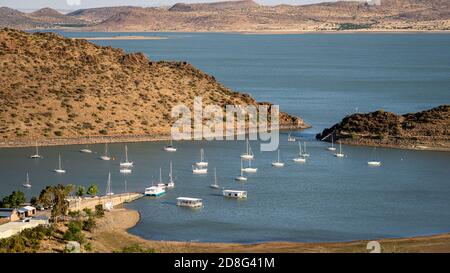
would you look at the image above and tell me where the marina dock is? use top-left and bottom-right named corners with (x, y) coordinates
top-left (67, 192), bottom-right (143, 212)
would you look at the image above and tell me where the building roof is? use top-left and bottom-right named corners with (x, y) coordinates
top-left (0, 211), bottom-right (13, 217)
top-left (176, 197), bottom-right (202, 202)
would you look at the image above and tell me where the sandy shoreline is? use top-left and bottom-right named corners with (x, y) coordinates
top-left (91, 206), bottom-right (450, 253)
top-left (74, 36), bottom-right (168, 40)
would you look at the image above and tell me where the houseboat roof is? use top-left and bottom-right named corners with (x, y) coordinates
top-left (223, 190), bottom-right (247, 194)
top-left (176, 197), bottom-right (202, 202)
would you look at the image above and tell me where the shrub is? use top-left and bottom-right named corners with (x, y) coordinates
top-left (95, 204), bottom-right (104, 218)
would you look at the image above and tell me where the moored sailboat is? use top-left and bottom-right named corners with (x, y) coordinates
top-left (235, 158), bottom-right (248, 181)
top-left (100, 142), bottom-right (111, 161)
top-left (271, 149), bottom-right (285, 167)
top-left (210, 168), bottom-right (220, 189)
top-left (164, 138), bottom-right (177, 152)
top-left (53, 154), bottom-right (66, 173)
top-left (195, 148), bottom-right (208, 167)
top-left (240, 138), bottom-right (254, 160)
top-left (293, 142), bottom-right (306, 163)
top-left (22, 173), bottom-right (31, 188)
top-left (120, 145), bottom-right (133, 167)
top-left (29, 142), bottom-right (43, 159)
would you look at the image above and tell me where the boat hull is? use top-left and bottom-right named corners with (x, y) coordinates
top-left (240, 154), bottom-right (254, 160)
top-left (164, 147), bottom-right (177, 152)
top-left (367, 161), bottom-right (381, 166)
top-left (241, 168), bottom-right (257, 173)
top-left (272, 162), bottom-right (285, 167)
top-left (293, 158), bottom-right (306, 163)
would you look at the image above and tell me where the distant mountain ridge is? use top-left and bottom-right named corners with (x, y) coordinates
top-left (1, 0), bottom-right (449, 31)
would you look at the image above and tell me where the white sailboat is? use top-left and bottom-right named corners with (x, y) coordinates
top-left (272, 149), bottom-right (285, 167)
top-left (327, 135), bottom-right (337, 151)
top-left (164, 138), bottom-right (177, 152)
top-left (210, 168), bottom-right (220, 189)
top-left (105, 172), bottom-right (114, 196)
top-left (235, 158), bottom-right (248, 181)
top-left (241, 158), bottom-right (257, 173)
top-left (99, 142), bottom-right (111, 161)
top-left (105, 173), bottom-right (114, 211)
top-left (156, 167), bottom-right (166, 189)
top-left (293, 142), bottom-right (306, 163)
top-left (192, 164), bottom-right (208, 174)
top-left (302, 142), bottom-right (310, 157)
top-left (29, 142), bottom-right (43, 159)
top-left (240, 138), bottom-right (254, 160)
top-left (120, 168), bottom-right (132, 174)
top-left (166, 161), bottom-right (175, 188)
top-left (80, 144), bottom-right (92, 154)
top-left (120, 145), bottom-right (133, 167)
top-left (334, 141), bottom-right (345, 158)
top-left (287, 133), bottom-right (296, 142)
top-left (195, 148), bottom-right (208, 167)
top-left (54, 154), bottom-right (66, 173)
top-left (367, 148), bottom-right (381, 166)
top-left (22, 173), bottom-right (31, 188)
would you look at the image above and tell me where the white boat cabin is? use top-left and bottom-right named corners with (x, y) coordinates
top-left (176, 197), bottom-right (203, 208)
top-left (223, 190), bottom-right (247, 199)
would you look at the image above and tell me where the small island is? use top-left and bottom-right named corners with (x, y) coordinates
top-left (316, 105), bottom-right (450, 151)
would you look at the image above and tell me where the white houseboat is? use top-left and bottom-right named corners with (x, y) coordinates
top-left (223, 190), bottom-right (247, 199)
top-left (144, 186), bottom-right (166, 197)
top-left (176, 197), bottom-right (203, 208)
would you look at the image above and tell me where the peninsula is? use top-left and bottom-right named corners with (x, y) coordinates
top-left (0, 28), bottom-right (308, 147)
top-left (316, 105), bottom-right (450, 151)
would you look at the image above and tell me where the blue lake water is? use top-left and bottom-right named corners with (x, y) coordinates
top-left (3, 32), bottom-right (450, 243)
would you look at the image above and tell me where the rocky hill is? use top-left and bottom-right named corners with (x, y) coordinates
top-left (316, 105), bottom-right (450, 150)
top-left (1, 0), bottom-right (449, 32)
top-left (0, 28), bottom-right (307, 146)
top-left (0, 7), bottom-right (87, 29)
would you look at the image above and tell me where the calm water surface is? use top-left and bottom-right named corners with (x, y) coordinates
top-left (2, 32), bottom-right (450, 242)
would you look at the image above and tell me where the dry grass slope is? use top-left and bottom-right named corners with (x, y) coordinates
top-left (0, 28), bottom-right (307, 145)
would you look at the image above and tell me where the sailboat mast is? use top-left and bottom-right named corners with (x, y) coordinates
top-left (159, 167), bottom-right (162, 183)
top-left (277, 149), bottom-right (280, 162)
top-left (169, 161), bottom-right (173, 182)
top-left (299, 142), bottom-right (302, 155)
top-left (200, 148), bottom-right (204, 162)
top-left (58, 155), bottom-right (61, 169)
top-left (36, 142), bottom-right (39, 155)
top-left (125, 146), bottom-right (128, 162)
top-left (105, 143), bottom-right (108, 156)
top-left (240, 159), bottom-right (244, 175)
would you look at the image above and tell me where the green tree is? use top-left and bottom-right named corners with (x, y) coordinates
top-left (37, 186), bottom-right (53, 209)
top-left (63, 220), bottom-right (85, 244)
top-left (87, 184), bottom-right (98, 196)
top-left (37, 184), bottom-right (73, 223)
top-left (76, 186), bottom-right (85, 197)
top-left (1, 191), bottom-right (26, 208)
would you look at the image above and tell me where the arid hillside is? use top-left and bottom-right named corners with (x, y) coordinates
top-left (316, 105), bottom-right (450, 150)
top-left (1, 0), bottom-right (449, 32)
top-left (0, 28), bottom-right (307, 145)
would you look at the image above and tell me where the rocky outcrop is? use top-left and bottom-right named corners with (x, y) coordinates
top-left (316, 105), bottom-right (450, 150)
